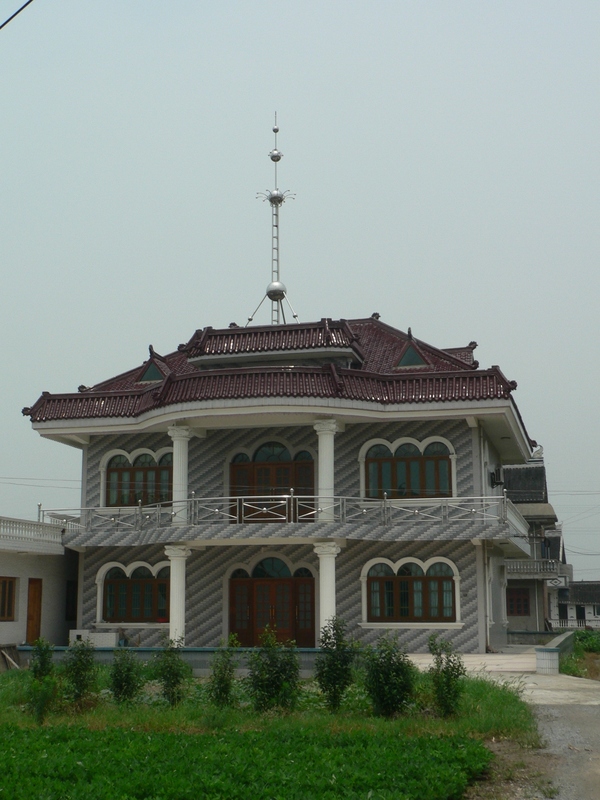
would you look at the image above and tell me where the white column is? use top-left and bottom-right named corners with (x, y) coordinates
top-left (168, 425), bottom-right (193, 524)
top-left (165, 545), bottom-right (191, 643)
top-left (313, 419), bottom-right (340, 521)
top-left (314, 542), bottom-right (341, 637)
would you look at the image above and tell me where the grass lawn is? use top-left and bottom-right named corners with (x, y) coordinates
top-left (0, 670), bottom-right (539, 800)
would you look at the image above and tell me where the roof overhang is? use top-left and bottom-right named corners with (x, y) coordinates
top-left (31, 395), bottom-right (532, 460)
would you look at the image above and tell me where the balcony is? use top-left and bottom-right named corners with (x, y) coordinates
top-left (39, 494), bottom-right (527, 536)
top-left (506, 559), bottom-right (571, 580)
top-left (0, 515), bottom-right (64, 554)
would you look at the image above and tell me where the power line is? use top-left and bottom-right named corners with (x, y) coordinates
top-left (0, 0), bottom-right (35, 31)
top-left (0, 476), bottom-right (80, 483)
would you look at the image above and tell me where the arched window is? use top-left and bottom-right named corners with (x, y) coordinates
top-left (365, 441), bottom-right (452, 499)
top-left (106, 452), bottom-right (173, 507)
top-left (230, 442), bottom-right (314, 497)
top-left (367, 560), bottom-right (456, 622)
top-left (103, 565), bottom-right (170, 623)
top-left (251, 558), bottom-right (292, 578)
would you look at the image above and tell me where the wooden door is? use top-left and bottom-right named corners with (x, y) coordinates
top-left (230, 578), bottom-right (314, 646)
top-left (26, 578), bottom-right (42, 643)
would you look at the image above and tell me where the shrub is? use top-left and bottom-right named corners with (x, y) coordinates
top-left (364, 634), bottom-right (416, 717)
top-left (26, 674), bottom-right (58, 725)
top-left (153, 639), bottom-right (192, 706)
top-left (314, 616), bottom-right (357, 711)
top-left (207, 634), bottom-right (240, 708)
top-left (428, 633), bottom-right (466, 717)
top-left (575, 629), bottom-right (600, 653)
top-left (29, 638), bottom-right (54, 681)
top-left (246, 626), bottom-right (300, 712)
top-left (110, 649), bottom-right (145, 704)
top-left (63, 639), bottom-right (97, 703)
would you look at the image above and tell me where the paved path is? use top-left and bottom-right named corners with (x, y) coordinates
top-left (490, 672), bottom-right (600, 800)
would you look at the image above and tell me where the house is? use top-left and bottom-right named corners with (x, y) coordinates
top-left (503, 461), bottom-right (572, 633)
top-left (22, 314), bottom-right (545, 653)
top-left (549, 582), bottom-right (600, 629)
top-left (0, 514), bottom-right (77, 647)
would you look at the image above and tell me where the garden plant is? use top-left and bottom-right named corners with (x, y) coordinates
top-left (207, 634), bottom-right (240, 708)
top-left (109, 648), bottom-right (145, 704)
top-left (152, 638), bottom-right (192, 706)
top-left (314, 616), bottom-right (357, 711)
top-left (363, 633), bottom-right (416, 717)
top-left (246, 626), bottom-right (300, 712)
top-left (63, 638), bottom-right (97, 704)
top-left (428, 633), bottom-right (467, 716)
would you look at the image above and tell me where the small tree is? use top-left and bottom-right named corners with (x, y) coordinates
top-left (153, 638), bottom-right (192, 706)
top-left (63, 639), bottom-right (97, 703)
top-left (315, 616), bottom-right (356, 712)
top-left (27, 675), bottom-right (58, 725)
top-left (207, 634), bottom-right (240, 708)
top-left (30, 638), bottom-right (54, 681)
top-left (428, 634), bottom-right (466, 717)
top-left (246, 627), bottom-right (300, 712)
top-left (110, 648), bottom-right (145, 704)
top-left (364, 634), bottom-right (416, 717)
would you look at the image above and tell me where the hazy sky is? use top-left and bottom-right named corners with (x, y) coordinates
top-left (1, 2), bottom-right (598, 579)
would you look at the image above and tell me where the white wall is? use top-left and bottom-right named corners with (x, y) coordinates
top-left (0, 550), bottom-right (76, 646)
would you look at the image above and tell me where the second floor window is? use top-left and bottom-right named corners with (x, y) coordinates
top-left (106, 452), bottom-right (173, 506)
top-left (365, 442), bottom-right (451, 499)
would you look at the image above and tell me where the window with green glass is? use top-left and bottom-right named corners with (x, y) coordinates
top-left (365, 441), bottom-right (452, 499)
top-left (366, 561), bottom-right (456, 623)
top-left (103, 565), bottom-right (170, 623)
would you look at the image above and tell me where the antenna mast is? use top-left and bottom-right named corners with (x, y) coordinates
top-left (247, 114), bottom-right (299, 326)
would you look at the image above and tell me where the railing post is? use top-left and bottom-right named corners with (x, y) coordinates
top-left (383, 492), bottom-right (388, 525)
top-left (442, 499), bottom-right (449, 523)
top-left (37, 502), bottom-right (42, 523)
top-left (502, 489), bottom-right (508, 522)
top-left (137, 500), bottom-right (142, 530)
top-left (191, 491), bottom-right (195, 525)
top-left (289, 488), bottom-right (294, 523)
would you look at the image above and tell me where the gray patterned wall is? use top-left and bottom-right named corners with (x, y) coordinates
top-left (81, 538), bottom-right (479, 652)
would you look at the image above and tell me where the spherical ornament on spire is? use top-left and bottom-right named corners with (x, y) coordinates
top-left (266, 281), bottom-right (286, 301)
top-left (268, 189), bottom-right (285, 206)
top-left (269, 149), bottom-right (282, 162)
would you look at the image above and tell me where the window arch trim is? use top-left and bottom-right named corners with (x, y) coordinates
top-left (95, 560), bottom-right (170, 624)
top-left (100, 448), bottom-right (174, 508)
top-left (359, 557), bottom-right (462, 629)
top-left (358, 437), bottom-right (457, 499)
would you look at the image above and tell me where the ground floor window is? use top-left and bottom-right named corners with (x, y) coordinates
top-left (0, 577), bottom-right (16, 621)
top-left (506, 588), bottom-right (530, 616)
top-left (367, 561), bottom-right (456, 623)
top-left (103, 566), bottom-right (170, 623)
top-left (229, 557), bottom-right (315, 647)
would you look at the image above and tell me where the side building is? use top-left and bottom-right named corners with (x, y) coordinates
top-left (24, 315), bottom-right (549, 652)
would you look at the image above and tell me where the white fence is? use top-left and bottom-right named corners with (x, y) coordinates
top-left (0, 515), bottom-right (64, 546)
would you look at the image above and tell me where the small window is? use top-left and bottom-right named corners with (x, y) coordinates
top-left (397, 345), bottom-right (426, 367)
top-left (426, 562), bottom-right (453, 577)
top-left (131, 567), bottom-right (153, 579)
top-left (368, 563), bottom-right (394, 577)
top-left (294, 451), bottom-right (313, 462)
top-left (231, 568), bottom-right (250, 579)
top-left (293, 567), bottom-right (313, 578)
top-left (398, 562), bottom-right (424, 576)
top-left (507, 588), bottom-right (530, 616)
top-left (139, 363), bottom-right (164, 382)
top-left (253, 443), bottom-right (292, 462)
top-left (0, 577), bottom-right (16, 621)
top-left (232, 453), bottom-right (250, 464)
top-left (366, 444), bottom-right (393, 459)
top-left (252, 558), bottom-right (292, 578)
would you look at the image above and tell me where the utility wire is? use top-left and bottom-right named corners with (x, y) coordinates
top-left (0, 0), bottom-right (35, 31)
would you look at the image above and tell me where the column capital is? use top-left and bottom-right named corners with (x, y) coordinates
top-left (168, 425), bottom-right (193, 442)
top-left (165, 545), bottom-right (192, 560)
top-left (313, 542), bottom-right (341, 558)
top-left (313, 419), bottom-right (342, 436)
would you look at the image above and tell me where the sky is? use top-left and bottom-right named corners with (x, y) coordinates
top-left (0, 1), bottom-right (598, 579)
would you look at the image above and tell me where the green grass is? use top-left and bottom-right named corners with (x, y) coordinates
top-left (0, 669), bottom-right (539, 799)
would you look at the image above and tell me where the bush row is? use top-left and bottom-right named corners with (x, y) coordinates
top-left (26, 621), bottom-right (466, 723)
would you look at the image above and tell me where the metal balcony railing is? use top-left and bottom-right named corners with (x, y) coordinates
top-left (38, 493), bottom-right (522, 534)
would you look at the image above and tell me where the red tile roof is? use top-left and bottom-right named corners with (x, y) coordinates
top-left (23, 317), bottom-right (517, 423)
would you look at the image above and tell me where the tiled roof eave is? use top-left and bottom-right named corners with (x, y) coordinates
top-left (25, 366), bottom-right (515, 423)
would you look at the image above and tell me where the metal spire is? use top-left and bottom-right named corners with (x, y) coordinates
top-left (247, 114), bottom-right (299, 326)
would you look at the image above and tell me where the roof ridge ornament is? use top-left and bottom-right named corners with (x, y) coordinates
top-left (247, 113), bottom-right (299, 327)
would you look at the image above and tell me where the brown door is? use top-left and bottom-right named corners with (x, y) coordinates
top-left (230, 577), bottom-right (314, 646)
top-left (26, 578), bottom-right (42, 643)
